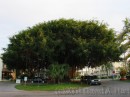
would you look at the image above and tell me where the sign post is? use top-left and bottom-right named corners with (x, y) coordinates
top-left (24, 77), bottom-right (27, 85)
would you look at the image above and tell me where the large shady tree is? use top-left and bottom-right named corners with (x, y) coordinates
top-left (2, 19), bottom-right (121, 78)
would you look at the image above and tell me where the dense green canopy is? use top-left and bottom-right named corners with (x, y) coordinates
top-left (2, 19), bottom-right (121, 71)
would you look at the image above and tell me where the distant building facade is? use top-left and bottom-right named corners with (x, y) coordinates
top-left (77, 62), bottom-right (124, 78)
top-left (0, 55), bottom-right (16, 81)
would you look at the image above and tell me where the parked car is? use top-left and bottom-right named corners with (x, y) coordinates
top-left (81, 75), bottom-right (101, 85)
top-left (31, 77), bottom-right (44, 83)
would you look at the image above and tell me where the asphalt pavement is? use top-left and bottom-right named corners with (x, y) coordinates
top-left (0, 79), bottom-right (130, 97)
top-left (0, 81), bottom-right (20, 92)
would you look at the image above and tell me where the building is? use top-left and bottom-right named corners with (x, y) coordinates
top-left (77, 62), bottom-right (124, 78)
top-left (0, 55), bottom-right (16, 81)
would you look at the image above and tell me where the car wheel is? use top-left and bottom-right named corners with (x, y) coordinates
top-left (99, 83), bottom-right (101, 85)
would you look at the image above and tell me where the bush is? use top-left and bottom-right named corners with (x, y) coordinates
top-left (100, 76), bottom-right (108, 79)
top-left (48, 63), bottom-right (70, 83)
top-left (126, 76), bottom-right (130, 79)
top-left (119, 67), bottom-right (127, 77)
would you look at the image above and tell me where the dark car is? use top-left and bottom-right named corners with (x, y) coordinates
top-left (81, 75), bottom-right (101, 85)
top-left (31, 77), bottom-right (44, 83)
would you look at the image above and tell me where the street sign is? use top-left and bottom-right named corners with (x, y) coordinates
top-left (24, 77), bottom-right (27, 81)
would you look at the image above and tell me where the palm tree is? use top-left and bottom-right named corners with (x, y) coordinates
top-left (117, 18), bottom-right (130, 69)
top-left (101, 62), bottom-right (114, 78)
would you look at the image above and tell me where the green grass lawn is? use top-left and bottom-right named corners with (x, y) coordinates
top-left (15, 83), bottom-right (88, 91)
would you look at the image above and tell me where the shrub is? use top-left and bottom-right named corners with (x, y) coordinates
top-left (119, 67), bottom-right (127, 77)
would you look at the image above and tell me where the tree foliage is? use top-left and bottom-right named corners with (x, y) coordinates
top-left (117, 18), bottom-right (130, 61)
top-left (2, 19), bottom-right (121, 73)
top-left (101, 62), bottom-right (113, 78)
top-left (48, 63), bottom-right (69, 83)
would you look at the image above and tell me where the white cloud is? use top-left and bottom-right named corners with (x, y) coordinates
top-left (0, 0), bottom-right (130, 53)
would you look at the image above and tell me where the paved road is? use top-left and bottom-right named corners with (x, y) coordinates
top-left (0, 80), bottom-right (130, 97)
top-left (0, 81), bottom-right (21, 92)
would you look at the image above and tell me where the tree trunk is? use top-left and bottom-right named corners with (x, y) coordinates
top-left (69, 66), bottom-right (76, 79)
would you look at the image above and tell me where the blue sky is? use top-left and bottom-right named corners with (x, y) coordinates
top-left (0, 0), bottom-right (130, 54)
